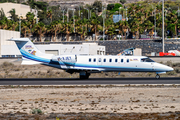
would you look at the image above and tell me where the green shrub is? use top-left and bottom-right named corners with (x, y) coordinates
top-left (175, 68), bottom-right (180, 73)
top-left (31, 108), bottom-right (42, 114)
top-left (166, 61), bottom-right (173, 67)
top-left (173, 63), bottom-right (180, 67)
top-left (1, 62), bottom-right (14, 68)
top-left (167, 71), bottom-right (176, 75)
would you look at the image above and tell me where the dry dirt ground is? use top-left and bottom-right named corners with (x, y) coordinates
top-left (0, 85), bottom-right (180, 119)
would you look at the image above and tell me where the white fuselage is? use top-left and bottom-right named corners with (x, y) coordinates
top-left (55, 55), bottom-right (173, 73)
top-left (10, 38), bottom-right (174, 79)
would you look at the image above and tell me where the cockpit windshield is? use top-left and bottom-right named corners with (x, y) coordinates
top-left (141, 58), bottom-right (154, 62)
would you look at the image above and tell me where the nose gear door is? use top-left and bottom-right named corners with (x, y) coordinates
top-left (151, 63), bottom-right (154, 70)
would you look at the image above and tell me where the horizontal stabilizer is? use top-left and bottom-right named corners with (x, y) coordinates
top-left (8, 38), bottom-right (30, 42)
top-left (21, 57), bottom-right (42, 65)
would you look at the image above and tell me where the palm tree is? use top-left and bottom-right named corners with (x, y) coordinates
top-left (104, 18), bottom-right (115, 40)
top-left (76, 18), bottom-right (89, 40)
top-left (21, 21), bottom-right (30, 37)
top-left (167, 10), bottom-right (178, 37)
top-left (0, 8), bottom-right (5, 20)
top-left (9, 9), bottom-right (18, 22)
top-left (48, 21), bottom-right (62, 42)
top-left (0, 17), bottom-right (9, 29)
top-left (142, 20), bottom-right (153, 38)
top-left (33, 22), bottom-right (47, 42)
top-left (8, 20), bottom-right (18, 31)
top-left (90, 13), bottom-right (101, 41)
top-left (47, 10), bottom-right (52, 23)
top-left (128, 4), bottom-right (145, 39)
top-left (26, 12), bottom-right (36, 36)
top-left (122, 21), bottom-right (129, 39)
top-left (63, 22), bottom-right (73, 41)
top-left (115, 20), bottom-right (123, 40)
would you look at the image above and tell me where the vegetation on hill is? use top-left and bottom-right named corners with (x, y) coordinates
top-left (0, 0), bottom-right (179, 41)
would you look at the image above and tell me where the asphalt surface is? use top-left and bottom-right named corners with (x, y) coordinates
top-left (0, 77), bottom-right (180, 85)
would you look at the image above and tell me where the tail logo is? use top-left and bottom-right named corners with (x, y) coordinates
top-left (25, 45), bottom-right (34, 49)
top-left (30, 50), bottom-right (36, 55)
top-left (28, 50), bottom-right (36, 55)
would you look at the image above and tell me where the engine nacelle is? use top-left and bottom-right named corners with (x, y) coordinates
top-left (51, 55), bottom-right (77, 64)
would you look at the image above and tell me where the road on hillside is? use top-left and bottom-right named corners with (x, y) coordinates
top-left (0, 77), bottom-right (180, 85)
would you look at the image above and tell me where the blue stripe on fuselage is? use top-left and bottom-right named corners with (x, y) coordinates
top-left (20, 49), bottom-right (166, 72)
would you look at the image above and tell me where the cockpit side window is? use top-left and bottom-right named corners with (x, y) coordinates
top-left (141, 58), bottom-right (154, 62)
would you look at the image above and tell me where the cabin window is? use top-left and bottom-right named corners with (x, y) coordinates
top-left (89, 58), bottom-right (91, 62)
top-left (127, 59), bottom-right (129, 63)
top-left (121, 59), bottom-right (123, 63)
top-left (99, 58), bottom-right (101, 62)
top-left (109, 59), bottom-right (112, 62)
top-left (141, 58), bottom-right (154, 62)
top-left (115, 59), bottom-right (118, 62)
top-left (104, 59), bottom-right (106, 62)
top-left (94, 58), bottom-right (96, 62)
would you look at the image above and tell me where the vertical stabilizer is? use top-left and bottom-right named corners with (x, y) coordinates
top-left (10, 38), bottom-right (53, 64)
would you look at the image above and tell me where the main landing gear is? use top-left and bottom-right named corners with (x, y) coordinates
top-left (80, 71), bottom-right (90, 79)
top-left (155, 74), bottom-right (160, 79)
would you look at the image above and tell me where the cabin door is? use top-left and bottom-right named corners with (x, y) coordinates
top-left (97, 57), bottom-right (102, 65)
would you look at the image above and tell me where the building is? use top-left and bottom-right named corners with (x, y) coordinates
top-left (0, 29), bottom-right (21, 57)
top-left (0, 3), bottom-right (37, 19)
top-left (36, 43), bottom-right (105, 56)
top-left (0, 29), bottom-right (106, 57)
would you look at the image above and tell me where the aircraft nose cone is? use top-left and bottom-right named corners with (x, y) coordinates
top-left (167, 66), bottom-right (174, 71)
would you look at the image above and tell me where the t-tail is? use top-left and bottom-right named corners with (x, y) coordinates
top-left (9, 38), bottom-right (53, 65)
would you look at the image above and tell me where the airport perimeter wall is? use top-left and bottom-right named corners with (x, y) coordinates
top-left (34, 39), bottom-right (180, 56)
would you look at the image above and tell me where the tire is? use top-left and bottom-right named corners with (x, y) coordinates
top-left (155, 74), bottom-right (160, 79)
top-left (80, 73), bottom-right (90, 79)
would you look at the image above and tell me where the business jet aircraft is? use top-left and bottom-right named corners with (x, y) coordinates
top-left (10, 38), bottom-right (173, 79)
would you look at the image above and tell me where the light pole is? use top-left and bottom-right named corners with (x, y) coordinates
top-left (90, 10), bottom-right (91, 18)
top-left (119, 7), bottom-right (122, 40)
top-left (73, 10), bottom-right (75, 33)
top-left (68, 9), bottom-right (75, 32)
top-left (62, 9), bottom-right (65, 23)
top-left (85, 8), bottom-right (90, 34)
top-left (155, 6), bottom-right (156, 38)
top-left (162, 0), bottom-right (164, 52)
top-left (96, 8), bottom-right (98, 16)
top-left (19, 14), bottom-right (21, 37)
top-left (102, 6), bottom-right (106, 41)
top-left (35, 9), bottom-right (38, 24)
top-left (119, 7), bottom-right (121, 21)
top-left (79, 6), bottom-right (80, 17)
top-left (126, 8), bottom-right (127, 21)
top-left (84, 8), bottom-right (89, 20)
top-left (67, 9), bottom-right (69, 22)
top-left (81, 12), bottom-right (83, 31)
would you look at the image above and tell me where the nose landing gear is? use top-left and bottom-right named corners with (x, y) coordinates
top-left (155, 74), bottom-right (160, 79)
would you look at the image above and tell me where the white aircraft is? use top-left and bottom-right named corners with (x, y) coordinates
top-left (10, 38), bottom-right (173, 79)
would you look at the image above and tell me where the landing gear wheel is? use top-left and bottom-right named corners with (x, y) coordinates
top-left (80, 73), bottom-right (90, 79)
top-left (155, 74), bottom-right (160, 79)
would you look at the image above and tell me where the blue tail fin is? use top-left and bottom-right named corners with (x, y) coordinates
top-left (10, 38), bottom-right (53, 65)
